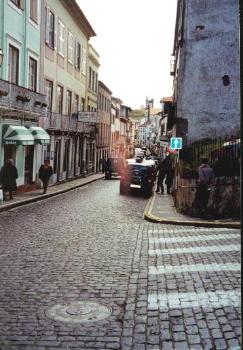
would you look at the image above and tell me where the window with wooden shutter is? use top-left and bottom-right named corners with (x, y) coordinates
top-left (45, 8), bottom-right (55, 49)
top-left (8, 45), bottom-right (19, 85)
top-left (29, 57), bottom-right (37, 91)
top-left (66, 90), bottom-right (72, 116)
top-left (81, 47), bottom-right (86, 75)
top-left (68, 31), bottom-right (74, 64)
top-left (75, 42), bottom-right (81, 70)
top-left (74, 94), bottom-right (79, 113)
top-left (30, 0), bottom-right (38, 23)
top-left (57, 85), bottom-right (63, 114)
top-left (58, 19), bottom-right (65, 56)
top-left (45, 80), bottom-right (53, 111)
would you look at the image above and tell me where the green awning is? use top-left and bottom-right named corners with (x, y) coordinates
top-left (3, 125), bottom-right (35, 145)
top-left (29, 127), bottom-right (50, 145)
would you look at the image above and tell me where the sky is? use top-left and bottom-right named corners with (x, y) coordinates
top-left (77, 0), bottom-right (178, 110)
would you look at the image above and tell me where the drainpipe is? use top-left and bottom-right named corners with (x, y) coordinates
top-left (1, 1), bottom-right (5, 79)
top-left (23, 0), bottom-right (27, 88)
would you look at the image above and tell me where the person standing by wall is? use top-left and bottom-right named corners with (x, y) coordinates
top-left (38, 160), bottom-right (53, 194)
top-left (163, 155), bottom-right (174, 194)
top-left (165, 162), bottom-right (174, 194)
top-left (0, 159), bottom-right (18, 201)
top-left (197, 157), bottom-right (215, 218)
top-left (156, 160), bottom-right (166, 194)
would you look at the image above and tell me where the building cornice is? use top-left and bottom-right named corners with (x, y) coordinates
top-left (98, 81), bottom-right (112, 95)
top-left (60, 0), bottom-right (96, 39)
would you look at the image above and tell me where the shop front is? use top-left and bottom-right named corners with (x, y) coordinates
top-left (1, 124), bottom-right (50, 192)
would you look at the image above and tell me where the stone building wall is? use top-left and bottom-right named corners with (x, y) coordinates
top-left (174, 176), bottom-right (240, 218)
top-left (177, 0), bottom-right (240, 142)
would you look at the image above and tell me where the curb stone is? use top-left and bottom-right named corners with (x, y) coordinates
top-left (143, 194), bottom-right (240, 229)
top-left (0, 175), bottom-right (104, 213)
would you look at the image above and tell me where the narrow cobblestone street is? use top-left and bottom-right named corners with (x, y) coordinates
top-left (0, 179), bottom-right (241, 350)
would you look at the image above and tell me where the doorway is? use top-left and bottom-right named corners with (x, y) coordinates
top-left (25, 145), bottom-right (34, 184)
top-left (54, 140), bottom-right (61, 182)
top-left (4, 144), bottom-right (17, 165)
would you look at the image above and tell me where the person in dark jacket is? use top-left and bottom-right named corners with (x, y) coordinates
top-left (0, 159), bottom-right (18, 200)
top-left (38, 159), bottom-right (53, 194)
top-left (156, 160), bottom-right (166, 194)
top-left (100, 158), bottom-right (107, 173)
top-left (165, 163), bottom-right (174, 194)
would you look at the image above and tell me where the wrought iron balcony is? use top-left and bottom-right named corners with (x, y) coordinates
top-left (0, 78), bottom-right (47, 118)
top-left (39, 112), bottom-right (96, 135)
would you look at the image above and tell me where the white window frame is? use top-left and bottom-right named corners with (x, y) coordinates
top-left (8, 0), bottom-right (23, 14)
top-left (67, 31), bottom-right (74, 64)
top-left (58, 19), bottom-right (65, 57)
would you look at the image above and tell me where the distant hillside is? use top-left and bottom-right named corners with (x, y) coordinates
top-left (128, 108), bottom-right (146, 120)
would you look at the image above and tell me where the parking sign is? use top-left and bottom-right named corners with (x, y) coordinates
top-left (170, 137), bottom-right (182, 150)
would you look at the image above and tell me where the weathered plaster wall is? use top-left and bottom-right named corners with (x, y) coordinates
top-left (177, 0), bottom-right (240, 142)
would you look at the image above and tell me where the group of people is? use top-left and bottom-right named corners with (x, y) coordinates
top-left (156, 155), bottom-right (174, 195)
top-left (0, 159), bottom-right (53, 201)
top-left (155, 155), bottom-right (215, 218)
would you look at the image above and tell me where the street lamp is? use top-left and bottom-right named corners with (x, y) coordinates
top-left (0, 49), bottom-right (4, 67)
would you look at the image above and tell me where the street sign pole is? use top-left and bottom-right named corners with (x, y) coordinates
top-left (170, 137), bottom-right (183, 190)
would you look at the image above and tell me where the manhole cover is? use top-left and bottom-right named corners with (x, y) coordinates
top-left (45, 300), bottom-right (112, 323)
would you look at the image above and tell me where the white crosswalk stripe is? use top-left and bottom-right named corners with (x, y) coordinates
top-left (149, 233), bottom-right (239, 244)
top-left (149, 244), bottom-right (240, 256)
top-left (148, 290), bottom-right (241, 310)
top-left (148, 228), bottom-right (239, 234)
top-left (148, 226), bottom-right (240, 314)
top-left (149, 262), bottom-right (241, 275)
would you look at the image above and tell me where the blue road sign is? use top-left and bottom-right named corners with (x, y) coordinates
top-left (170, 137), bottom-right (182, 150)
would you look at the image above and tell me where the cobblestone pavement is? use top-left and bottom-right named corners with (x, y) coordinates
top-left (0, 179), bottom-right (241, 350)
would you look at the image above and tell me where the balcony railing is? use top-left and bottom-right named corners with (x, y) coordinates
top-left (0, 79), bottom-right (47, 117)
top-left (39, 112), bottom-right (96, 134)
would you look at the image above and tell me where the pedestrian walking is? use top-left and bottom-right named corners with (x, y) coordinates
top-left (100, 157), bottom-right (107, 173)
top-left (196, 157), bottom-right (215, 218)
top-left (0, 159), bottom-right (18, 201)
top-left (38, 160), bottom-right (53, 194)
top-left (156, 160), bottom-right (166, 194)
top-left (163, 155), bottom-right (174, 194)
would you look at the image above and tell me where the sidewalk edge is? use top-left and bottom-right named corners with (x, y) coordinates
top-left (143, 195), bottom-right (240, 229)
top-left (0, 175), bottom-right (104, 213)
